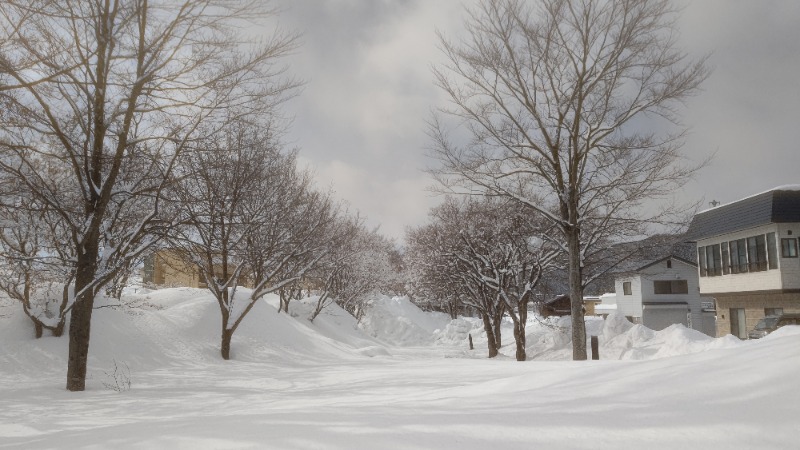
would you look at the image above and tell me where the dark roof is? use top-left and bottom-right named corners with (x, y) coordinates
top-left (685, 188), bottom-right (800, 242)
top-left (543, 294), bottom-right (570, 305)
top-left (608, 234), bottom-right (696, 274)
top-left (635, 255), bottom-right (696, 272)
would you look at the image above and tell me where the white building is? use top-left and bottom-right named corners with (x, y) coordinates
top-left (612, 256), bottom-right (715, 336)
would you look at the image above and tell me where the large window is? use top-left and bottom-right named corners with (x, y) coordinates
top-left (747, 235), bottom-right (767, 272)
top-left (782, 238), bottom-right (798, 258)
top-left (623, 281), bottom-right (632, 295)
top-left (767, 232), bottom-right (778, 270)
top-left (706, 244), bottom-right (722, 276)
top-left (702, 233), bottom-right (779, 277)
top-left (730, 238), bottom-right (748, 274)
top-left (698, 246), bottom-right (707, 277)
top-left (721, 242), bottom-right (730, 275)
top-left (653, 280), bottom-right (689, 294)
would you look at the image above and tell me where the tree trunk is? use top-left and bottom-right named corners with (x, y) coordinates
top-left (512, 315), bottom-right (526, 361)
top-left (32, 318), bottom-right (43, 339)
top-left (492, 311), bottom-right (502, 348)
top-left (220, 327), bottom-right (233, 360)
top-left (52, 318), bottom-right (66, 337)
top-left (567, 226), bottom-right (587, 360)
top-left (66, 251), bottom-right (99, 391)
top-left (482, 313), bottom-right (498, 358)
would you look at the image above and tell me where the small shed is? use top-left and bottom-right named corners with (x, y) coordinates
top-left (539, 294), bottom-right (571, 318)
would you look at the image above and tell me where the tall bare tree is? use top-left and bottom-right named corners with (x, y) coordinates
top-left (0, 0), bottom-right (298, 390)
top-left (429, 0), bottom-right (709, 359)
top-left (454, 198), bottom-right (561, 361)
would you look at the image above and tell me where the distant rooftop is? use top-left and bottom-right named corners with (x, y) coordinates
top-left (685, 186), bottom-right (800, 242)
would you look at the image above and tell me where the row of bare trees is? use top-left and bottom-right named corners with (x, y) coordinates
top-left (0, 0), bottom-right (402, 388)
top-left (406, 196), bottom-right (559, 361)
top-left (426, 0), bottom-right (709, 359)
top-left (0, 0), bottom-right (301, 391)
top-left (164, 122), bottom-right (400, 359)
top-left (166, 122), bottom-right (331, 360)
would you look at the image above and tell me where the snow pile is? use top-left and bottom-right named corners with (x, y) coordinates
top-left (2, 287), bottom-right (800, 448)
top-left (359, 295), bottom-right (451, 346)
top-left (0, 287), bottom-right (386, 381)
top-left (433, 317), bottom-right (482, 345)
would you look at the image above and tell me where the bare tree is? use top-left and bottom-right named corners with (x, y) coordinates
top-left (453, 198), bottom-right (561, 361)
top-left (169, 122), bottom-right (290, 360)
top-left (0, 196), bottom-right (74, 337)
top-left (405, 214), bottom-right (468, 320)
top-left (234, 167), bottom-right (337, 359)
top-left (0, 0), bottom-right (299, 390)
top-left (407, 197), bottom-right (511, 358)
top-left (429, 0), bottom-right (709, 359)
top-left (310, 220), bottom-right (396, 323)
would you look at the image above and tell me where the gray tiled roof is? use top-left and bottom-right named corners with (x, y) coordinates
top-left (684, 188), bottom-right (800, 242)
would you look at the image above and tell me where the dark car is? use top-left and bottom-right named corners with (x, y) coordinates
top-left (748, 313), bottom-right (800, 339)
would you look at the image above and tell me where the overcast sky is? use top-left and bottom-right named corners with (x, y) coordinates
top-left (271, 0), bottom-right (800, 241)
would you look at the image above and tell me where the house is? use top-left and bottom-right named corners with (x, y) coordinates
top-left (583, 296), bottom-right (602, 316)
top-left (539, 294), bottom-right (571, 317)
top-left (142, 249), bottom-right (253, 289)
top-left (610, 255), bottom-right (716, 336)
top-left (684, 186), bottom-right (800, 338)
top-left (538, 294), bottom-right (607, 318)
top-left (142, 249), bottom-right (205, 288)
top-left (593, 292), bottom-right (618, 318)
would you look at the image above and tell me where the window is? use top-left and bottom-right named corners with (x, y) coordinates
top-left (698, 246), bottom-right (707, 277)
top-left (730, 239), bottom-right (747, 274)
top-left (623, 281), bottom-right (632, 295)
top-left (747, 235), bottom-right (767, 272)
top-left (705, 244), bottom-right (722, 276)
top-left (767, 232), bottom-right (778, 270)
top-left (782, 238), bottom-right (798, 258)
top-left (721, 242), bottom-right (730, 275)
top-left (666, 259), bottom-right (672, 269)
top-left (765, 307), bottom-right (783, 317)
top-left (653, 280), bottom-right (689, 294)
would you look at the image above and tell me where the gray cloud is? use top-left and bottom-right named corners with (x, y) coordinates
top-left (269, 0), bottom-right (800, 240)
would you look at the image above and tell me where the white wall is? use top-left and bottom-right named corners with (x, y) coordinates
top-left (639, 259), bottom-right (706, 334)
top-left (777, 223), bottom-right (800, 290)
top-left (614, 275), bottom-right (642, 319)
top-left (696, 223), bottom-right (785, 294)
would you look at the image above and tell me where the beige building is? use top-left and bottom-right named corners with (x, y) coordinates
top-left (142, 249), bottom-right (206, 288)
top-left (685, 186), bottom-right (800, 338)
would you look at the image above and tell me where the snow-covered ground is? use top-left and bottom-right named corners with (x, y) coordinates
top-left (1, 288), bottom-right (798, 449)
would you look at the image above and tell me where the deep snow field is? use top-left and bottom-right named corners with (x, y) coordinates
top-left (1, 288), bottom-right (798, 449)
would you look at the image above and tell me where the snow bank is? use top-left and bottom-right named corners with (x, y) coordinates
top-left (0, 288), bottom-right (385, 382)
top-left (515, 312), bottom-right (745, 361)
top-left (434, 317), bottom-right (482, 345)
top-left (359, 295), bottom-right (451, 346)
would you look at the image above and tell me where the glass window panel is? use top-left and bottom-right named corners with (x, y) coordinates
top-left (672, 280), bottom-right (688, 294)
top-left (767, 232), bottom-right (778, 269)
top-left (782, 238), bottom-right (798, 258)
top-left (721, 242), bottom-right (730, 275)
top-left (698, 246), bottom-right (707, 277)
top-left (736, 238), bottom-right (748, 273)
top-left (654, 280), bottom-right (670, 294)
